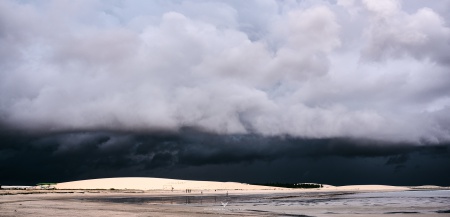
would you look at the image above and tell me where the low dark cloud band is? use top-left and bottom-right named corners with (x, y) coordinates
top-left (1, 130), bottom-right (449, 186)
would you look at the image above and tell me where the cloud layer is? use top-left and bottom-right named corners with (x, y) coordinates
top-left (1, 130), bottom-right (449, 185)
top-left (1, 0), bottom-right (450, 143)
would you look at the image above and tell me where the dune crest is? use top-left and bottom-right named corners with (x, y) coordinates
top-left (56, 177), bottom-right (411, 192)
top-left (56, 177), bottom-right (276, 190)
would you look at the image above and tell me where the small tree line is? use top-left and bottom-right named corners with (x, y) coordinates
top-left (254, 183), bottom-right (323, 188)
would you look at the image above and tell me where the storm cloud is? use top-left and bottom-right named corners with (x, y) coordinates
top-left (1, 1), bottom-right (450, 186)
top-left (1, 0), bottom-right (450, 143)
top-left (1, 130), bottom-right (449, 185)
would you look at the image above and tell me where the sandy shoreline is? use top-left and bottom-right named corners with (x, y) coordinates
top-left (1, 178), bottom-right (449, 216)
top-left (1, 188), bottom-right (449, 217)
top-left (3, 177), bottom-right (446, 197)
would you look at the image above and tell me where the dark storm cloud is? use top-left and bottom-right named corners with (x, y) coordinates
top-left (1, 130), bottom-right (449, 185)
top-left (385, 154), bottom-right (409, 165)
top-left (1, 0), bottom-right (450, 186)
top-left (0, 0), bottom-right (450, 142)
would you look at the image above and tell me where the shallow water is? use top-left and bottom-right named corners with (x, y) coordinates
top-left (86, 190), bottom-right (450, 216)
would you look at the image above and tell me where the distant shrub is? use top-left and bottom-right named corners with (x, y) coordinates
top-left (293, 183), bottom-right (322, 188)
top-left (36, 183), bottom-right (57, 186)
top-left (254, 183), bottom-right (323, 189)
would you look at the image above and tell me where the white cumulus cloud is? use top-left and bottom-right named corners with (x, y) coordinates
top-left (1, 0), bottom-right (450, 143)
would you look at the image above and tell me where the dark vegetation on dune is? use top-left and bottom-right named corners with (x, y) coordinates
top-left (253, 183), bottom-right (323, 189)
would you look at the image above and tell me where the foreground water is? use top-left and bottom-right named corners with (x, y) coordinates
top-left (86, 190), bottom-right (450, 216)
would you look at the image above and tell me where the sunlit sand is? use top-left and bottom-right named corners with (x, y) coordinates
top-left (55, 177), bottom-right (409, 192)
top-left (2, 177), bottom-right (449, 217)
top-left (55, 177), bottom-right (276, 191)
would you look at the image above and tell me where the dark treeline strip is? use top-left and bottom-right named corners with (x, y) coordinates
top-left (253, 183), bottom-right (323, 188)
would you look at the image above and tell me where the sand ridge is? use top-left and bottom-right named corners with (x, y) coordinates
top-left (55, 177), bottom-right (410, 192)
top-left (55, 177), bottom-right (278, 190)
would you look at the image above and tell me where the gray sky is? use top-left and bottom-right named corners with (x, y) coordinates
top-left (1, 0), bottom-right (450, 143)
top-left (1, 0), bottom-right (450, 185)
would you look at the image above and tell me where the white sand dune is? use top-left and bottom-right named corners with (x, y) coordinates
top-left (56, 177), bottom-right (276, 190)
top-left (324, 184), bottom-right (409, 191)
top-left (56, 177), bottom-right (410, 192)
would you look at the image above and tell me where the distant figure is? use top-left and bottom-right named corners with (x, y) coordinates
top-left (226, 191), bottom-right (228, 196)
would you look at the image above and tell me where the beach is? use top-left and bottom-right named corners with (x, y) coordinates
top-left (1, 178), bottom-right (449, 216)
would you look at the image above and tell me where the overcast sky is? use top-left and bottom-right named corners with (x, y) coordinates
top-left (1, 0), bottom-right (450, 185)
